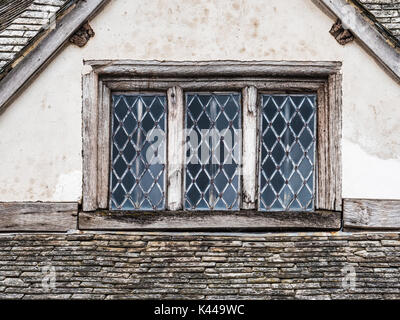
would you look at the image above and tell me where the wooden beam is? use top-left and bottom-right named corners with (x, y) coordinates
top-left (0, 0), bottom-right (109, 114)
top-left (87, 60), bottom-right (341, 78)
top-left (0, 202), bottom-right (77, 231)
top-left (97, 82), bottom-right (111, 209)
top-left (313, 0), bottom-right (400, 82)
top-left (332, 73), bottom-right (342, 211)
top-left (316, 74), bottom-right (342, 212)
top-left (82, 70), bottom-right (98, 211)
top-left (316, 84), bottom-right (329, 210)
top-left (79, 210), bottom-right (341, 230)
top-left (167, 86), bottom-right (184, 211)
top-left (344, 199), bottom-right (400, 230)
top-left (105, 79), bottom-right (324, 91)
top-left (242, 86), bottom-right (258, 209)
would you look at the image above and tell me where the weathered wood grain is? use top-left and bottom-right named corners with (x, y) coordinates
top-left (0, 202), bottom-right (77, 231)
top-left (316, 73), bottom-right (342, 212)
top-left (88, 60), bottom-right (342, 68)
top-left (316, 84), bottom-right (328, 210)
top-left (333, 73), bottom-right (342, 211)
top-left (242, 86), bottom-right (258, 209)
top-left (82, 70), bottom-right (98, 211)
top-left (344, 199), bottom-right (400, 229)
top-left (105, 79), bottom-right (323, 91)
top-left (79, 210), bottom-right (341, 230)
top-left (87, 60), bottom-right (341, 78)
top-left (97, 83), bottom-right (111, 209)
top-left (167, 86), bottom-right (184, 211)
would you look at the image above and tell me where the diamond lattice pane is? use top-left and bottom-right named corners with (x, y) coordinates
top-left (259, 94), bottom-right (316, 211)
top-left (185, 93), bottom-right (241, 210)
top-left (110, 94), bottom-right (166, 210)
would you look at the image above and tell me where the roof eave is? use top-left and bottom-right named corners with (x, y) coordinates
top-left (0, 0), bottom-right (109, 115)
top-left (313, 0), bottom-right (400, 83)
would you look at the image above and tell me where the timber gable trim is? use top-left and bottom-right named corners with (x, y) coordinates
top-left (313, 0), bottom-right (400, 82)
top-left (0, 0), bottom-right (109, 115)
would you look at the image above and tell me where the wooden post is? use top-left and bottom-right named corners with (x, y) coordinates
top-left (97, 83), bottom-right (111, 209)
top-left (82, 70), bottom-right (98, 211)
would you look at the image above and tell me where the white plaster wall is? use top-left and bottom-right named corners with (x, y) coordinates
top-left (0, 0), bottom-right (399, 202)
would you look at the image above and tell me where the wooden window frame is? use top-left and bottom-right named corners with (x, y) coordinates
top-left (80, 60), bottom-right (342, 231)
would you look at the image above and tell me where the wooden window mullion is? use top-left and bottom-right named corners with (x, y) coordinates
top-left (242, 86), bottom-right (258, 209)
top-left (167, 86), bottom-right (184, 210)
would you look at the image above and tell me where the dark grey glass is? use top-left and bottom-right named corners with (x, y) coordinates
top-left (110, 94), bottom-right (166, 210)
top-left (259, 94), bottom-right (316, 211)
top-left (185, 93), bottom-right (241, 210)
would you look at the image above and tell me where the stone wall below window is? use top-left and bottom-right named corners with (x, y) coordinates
top-left (0, 231), bottom-right (400, 299)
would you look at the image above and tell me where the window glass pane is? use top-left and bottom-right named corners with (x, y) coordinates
top-left (110, 94), bottom-right (166, 210)
top-left (185, 93), bottom-right (241, 210)
top-left (259, 94), bottom-right (316, 211)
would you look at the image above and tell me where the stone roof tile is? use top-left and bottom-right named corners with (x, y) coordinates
top-left (359, 0), bottom-right (400, 38)
top-left (0, 0), bottom-right (74, 75)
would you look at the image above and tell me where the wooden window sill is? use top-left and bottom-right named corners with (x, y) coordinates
top-left (79, 210), bottom-right (341, 231)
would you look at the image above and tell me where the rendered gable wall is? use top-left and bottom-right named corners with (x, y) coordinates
top-left (0, 0), bottom-right (399, 202)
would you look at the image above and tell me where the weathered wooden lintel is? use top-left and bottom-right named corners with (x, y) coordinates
top-left (86, 60), bottom-right (342, 78)
top-left (104, 79), bottom-right (324, 92)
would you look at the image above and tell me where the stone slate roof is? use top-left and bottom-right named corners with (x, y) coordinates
top-left (0, 231), bottom-right (400, 299)
top-left (359, 0), bottom-right (400, 39)
top-left (0, 0), bottom-right (74, 75)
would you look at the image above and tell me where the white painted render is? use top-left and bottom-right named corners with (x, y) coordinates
top-left (0, 0), bottom-right (399, 202)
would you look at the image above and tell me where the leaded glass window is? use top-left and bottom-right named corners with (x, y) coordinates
top-left (259, 94), bottom-right (316, 211)
top-left (83, 61), bottom-right (343, 230)
top-left (110, 94), bottom-right (167, 210)
top-left (184, 93), bottom-right (241, 210)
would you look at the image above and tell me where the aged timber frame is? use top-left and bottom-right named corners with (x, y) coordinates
top-left (80, 60), bottom-right (342, 230)
top-left (343, 199), bottom-right (400, 230)
top-left (0, 202), bottom-right (77, 231)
